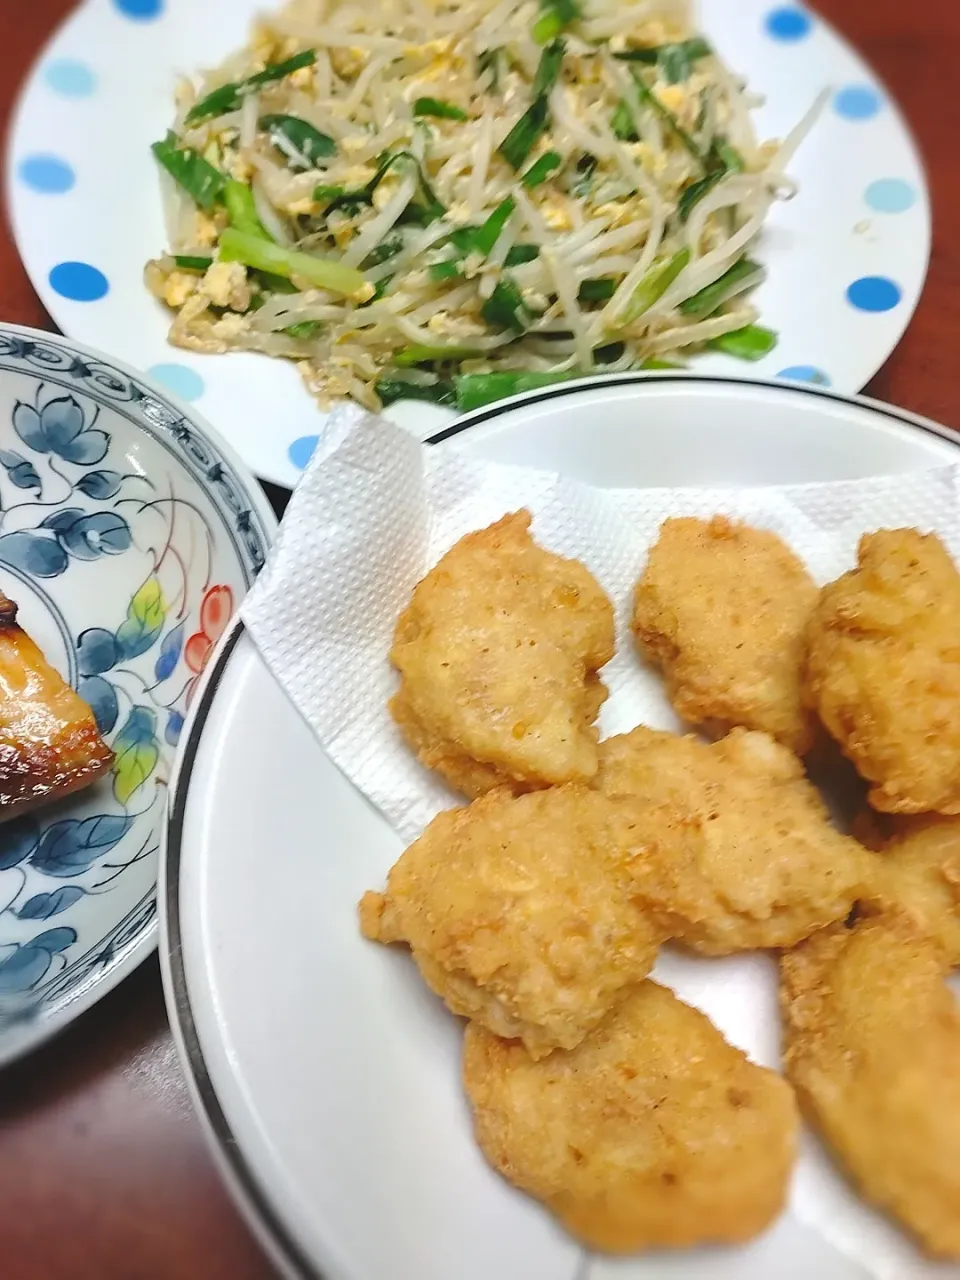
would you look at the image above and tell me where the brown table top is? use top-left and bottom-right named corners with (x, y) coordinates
top-left (2, 2), bottom-right (959, 1277)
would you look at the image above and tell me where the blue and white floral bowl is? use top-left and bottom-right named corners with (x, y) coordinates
top-left (0, 325), bottom-right (275, 1065)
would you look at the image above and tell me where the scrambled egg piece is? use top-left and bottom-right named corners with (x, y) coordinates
top-left (145, 266), bottom-right (199, 310)
top-left (542, 203), bottom-right (573, 232)
top-left (210, 311), bottom-right (249, 341)
top-left (330, 46), bottom-right (368, 79)
top-left (201, 261), bottom-right (251, 311)
top-left (225, 152), bottom-right (255, 183)
top-left (193, 211), bottom-right (223, 248)
top-left (287, 197), bottom-right (318, 217)
top-left (299, 358), bottom-right (359, 407)
top-left (289, 65), bottom-right (315, 90)
top-left (426, 311), bottom-right (485, 339)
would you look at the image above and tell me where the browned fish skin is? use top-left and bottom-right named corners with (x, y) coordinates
top-left (0, 591), bottom-right (113, 819)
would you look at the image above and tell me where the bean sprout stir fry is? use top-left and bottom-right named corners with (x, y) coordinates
top-left (146, 0), bottom-right (821, 413)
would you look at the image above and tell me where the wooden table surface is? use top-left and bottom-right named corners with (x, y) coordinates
top-left (1, 2), bottom-right (959, 1277)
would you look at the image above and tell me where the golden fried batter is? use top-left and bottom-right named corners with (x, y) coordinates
top-left (595, 725), bottom-right (868, 954)
top-left (781, 910), bottom-right (960, 1258)
top-left (359, 786), bottom-right (663, 1059)
top-left (464, 982), bottom-right (798, 1253)
top-left (633, 517), bottom-right (818, 754)
top-left (864, 815), bottom-right (960, 964)
top-left (805, 529), bottom-right (960, 814)
top-left (390, 511), bottom-right (615, 797)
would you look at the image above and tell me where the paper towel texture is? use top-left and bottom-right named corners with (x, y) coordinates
top-left (241, 404), bottom-right (960, 1280)
top-left (243, 402), bottom-right (960, 843)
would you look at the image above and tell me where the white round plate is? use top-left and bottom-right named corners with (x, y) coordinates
top-left (8, 0), bottom-right (930, 488)
top-left (163, 375), bottom-right (959, 1280)
top-left (0, 323), bottom-right (275, 1068)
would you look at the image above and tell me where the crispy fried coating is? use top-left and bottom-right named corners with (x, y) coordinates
top-left (595, 726), bottom-right (868, 954)
top-left (463, 982), bottom-right (798, 1254)
top-left (863, 815), bottom-right (960, 964)
top-left (805, 529), bottom-right (960, 814)
top-left (632, 517), bottom-right (818, 754)
top-left (781, 910), bottom-right (960, 1258)
top-left (390, 511), bottom-right (615, 798)
top-left (359, 786), bottom-right (663, 1059)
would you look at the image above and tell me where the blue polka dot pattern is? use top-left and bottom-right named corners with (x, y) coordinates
top-left (847, 277), bottom-right (902, 313)
top-left (147, 363), bottom-right (205, 402)
top-left (777, 365), bottom-right (831, 386)
top-left (865, 178), bottom-right (917, 214)
top-left (288, 435), bottom-right (320, 470)
top-left (113, 0), bottom-right (164, 17)
top-left (18, 155), bottom-right (75, 194)
top-left (44, 60), bottom-right (97, 98)
top-left (49, 262), bottom-right (109, 302)
top-left (834, 86), bottom-right (882, 121)
top-left (765, 7), bottom-right (812, 41)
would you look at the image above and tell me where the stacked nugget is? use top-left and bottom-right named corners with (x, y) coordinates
top-left (637, 516), bottom-right (960, 1260)
top-left (360, 507), bottom-right (960, 1261)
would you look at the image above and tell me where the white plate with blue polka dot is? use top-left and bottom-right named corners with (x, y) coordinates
top-left (7, 0), bottom-right (931, 489)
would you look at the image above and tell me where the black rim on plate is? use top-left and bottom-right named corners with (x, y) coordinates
top-left (163, 374), bottom-right (960, 1280)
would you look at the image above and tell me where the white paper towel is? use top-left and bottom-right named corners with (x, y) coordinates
top-left (241, 403), bottom-right (960, 1280)
top-left (242, 401), bottom-right (960, 847)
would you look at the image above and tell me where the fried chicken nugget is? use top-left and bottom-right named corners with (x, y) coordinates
top-left (633, 517), bottom-right (819, 754)
top-left (863, 814), bottom-right (960, 964)
top-left (464, 982), bottom-right (798, 1253)
top-left (359, 786), bottom-right (663, 1059)
top-left (805, 529), bottom-right (960, 814)
top-left (390, 511), bottom-right (615, 798)
top-left (595, 726), bottom-right (869, 953)
top-left (781, 909), bottom-right (960, 1258)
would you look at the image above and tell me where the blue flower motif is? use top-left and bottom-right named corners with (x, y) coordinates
top-left (40, 508), bottom-right (131, 560)
top-left (0, 927), bottom-right (77, 994)
top-left (76, 469), bottom-right (124, 499)
top-left (78, 675), bottom-right (119, 736)
top-left (18, 887), bottom-right (85, 920)
top-left (31, 815), bottom-right (133, 878)
top-left (13, 395), bottom-right (108, 465)
top-left (0, 531), bottom-right (68, 578)
top-left (154, 621), bottom-right (184, 682)
top-left (0, 946), bottom-right (52, 993)
top-left (112, 708), bottom-right (160, 806)
top-left (0, 448), bottom-right (41, 491)
top-left (32, 927), bottom-right (77, 953)
top-left (77, 627), bottom-right (120, 676)
top-left (165, 709), bottom-right (185, 746)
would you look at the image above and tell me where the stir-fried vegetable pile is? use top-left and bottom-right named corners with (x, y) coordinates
top-left (146, 0), bottom-right (820, 414)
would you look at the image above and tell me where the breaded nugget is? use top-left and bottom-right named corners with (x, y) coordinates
top-left (463, 982), bottom-right (798, 1253)
top-left (864, 815), bottom-right (960, 964)
top-left (633, 517), bottom-right (818, 753)
top-left (781, 909), bottom-right (960, 1258)
top-left (805, 529), bottom-right (960, 814)
top-left (359, 786), bottom-right (663, 1059)
top-left (390, 511), bottom-right (615, 797)
top-left (595, 725), bottom-right (868, 954)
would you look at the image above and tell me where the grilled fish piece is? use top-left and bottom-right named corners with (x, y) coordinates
top-left (0, 591), bottom-right (113, 819)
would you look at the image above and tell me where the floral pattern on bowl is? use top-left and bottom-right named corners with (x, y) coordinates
top-left (0, 328), bottom-right (274, 1065)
